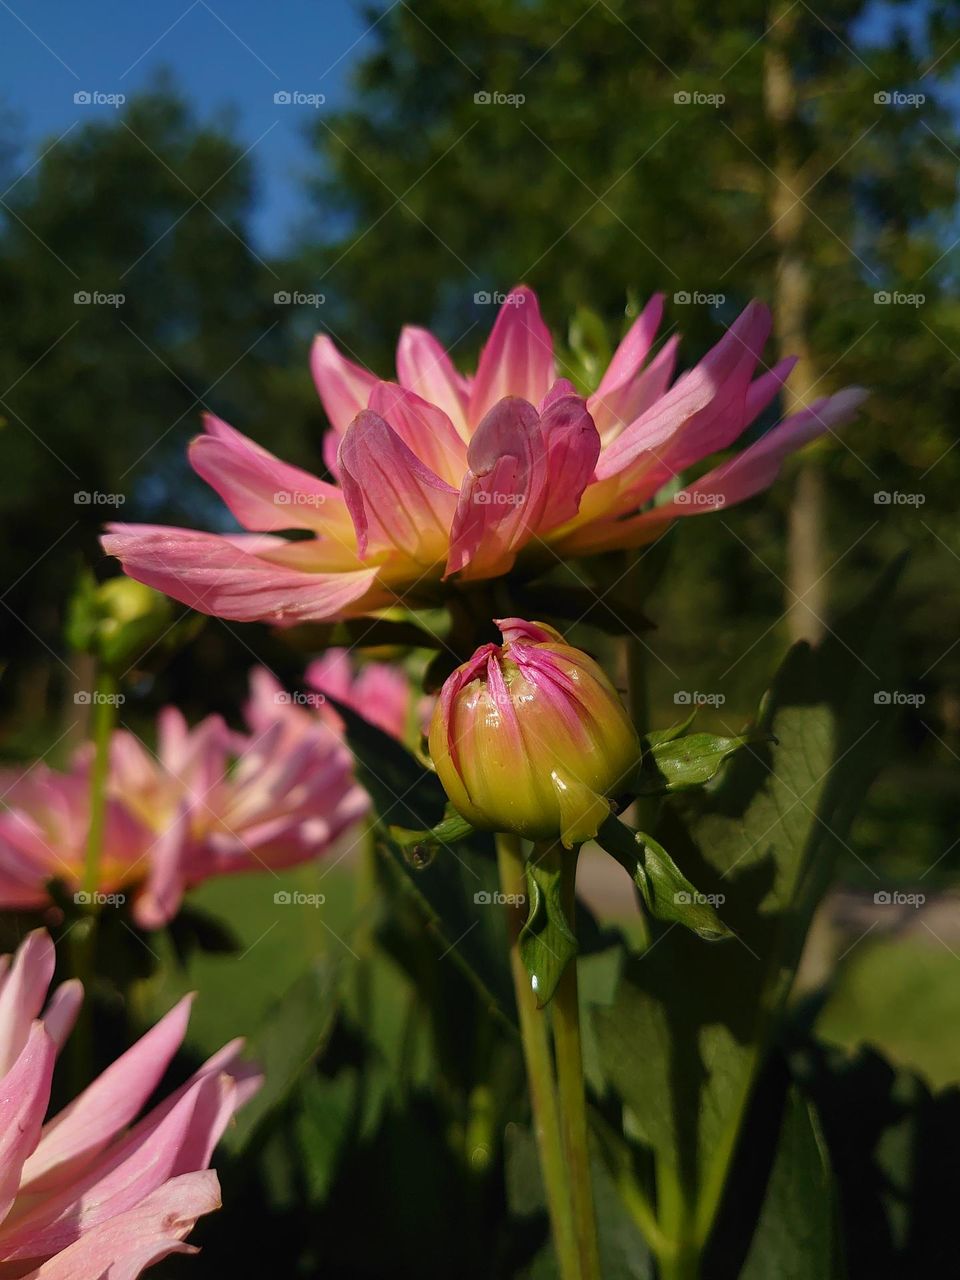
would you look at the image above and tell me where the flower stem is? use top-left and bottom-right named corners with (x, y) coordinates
top-left (70, 667), bottom-right (118, 1090)
top-left (496, 832), bottom-right (579, 1280)
top-left (82, 668), bottom-right (117, 896)
top-left (554, 846), bottom-right (602, 1280)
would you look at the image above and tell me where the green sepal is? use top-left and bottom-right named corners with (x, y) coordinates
top-left (388, 809), bottom-right (477, 869)
top-left (518, 848), bottom-right (578, 1008)
top-left (632, 729), bottom-right (771, 796)
top-left (596, 815), bottom-right (731, 941)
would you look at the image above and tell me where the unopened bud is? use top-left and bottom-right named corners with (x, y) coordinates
top-left (429, 619), bottom-right (639, 847)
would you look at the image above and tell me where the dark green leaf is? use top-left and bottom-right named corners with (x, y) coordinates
top-left (739, 1088), bottom-right (835, 1280)
top-left (224, 960), bottom-right (339, 1153)
top-left (595, 560), bottom-right (904, 1247)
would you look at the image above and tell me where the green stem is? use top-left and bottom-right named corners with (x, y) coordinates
top-left (82, 668), bottom-right (118, 897)
top-left (496, 833), bottom-right (579, 1280)
top-left (70, 667), bottom-right (119, 1090)
top-left (553, 847), bottom-right (602, 1280)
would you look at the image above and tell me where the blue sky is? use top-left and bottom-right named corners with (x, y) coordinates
top-left (0, 0), bottom-right (948, 257)
top-left (0, 0), bottom-right (371, 250)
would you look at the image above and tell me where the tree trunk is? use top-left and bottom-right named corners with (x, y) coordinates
top-left (764, 3), bottom-right (826, 644)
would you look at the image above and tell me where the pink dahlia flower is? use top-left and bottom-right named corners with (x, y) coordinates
top-left (0, 668), bottom-right (368, 928)
top-left (102, 287), bottom-right (865, 625)
top-left (0, 929), bottom-right (260, 1277)
top-left (305, 647), bottom-right (413, 740)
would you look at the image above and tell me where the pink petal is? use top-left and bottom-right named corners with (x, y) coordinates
top-left (367, 381), bottom-right (467, 486)
top-left (131, 809), bottom-right (188, 931)
top-left (536, 387), bottom-right (601, 531)
top-left (40, 981), bottom-right (83, 1055)
top-left (21, 996), bottom-right (195, 1193)
top-left (19, 1169), bottom-right (221, 1280)
top-left (446, 397), bottom-right (549, 579)
top-left (596, 300), bottom-right (772, 481)
top-left (468, 287), bottom-right (556, 427)
top-left (337, 410), bottom-right (458, 564)
top-left (310, 335), bottom-right (377, 433)
top-left (101, 525), bottom-right (381, 625)
top-left (396, 326), bottom-right (471, 437)
top-left (556, 387), bottom-right (867, 556)
top-left (670, 387), bottom-right (868, 511)
top-left (190, 414), bottom-right (349, 536)
top-left (591, 333), bottom-right (680, 445)
top-left (0, 1022), bottom-right (55, 1227)
top-left (589, 294), bottom-right (666, 438)
top-left (0, 930), bottom-right (55, 1076)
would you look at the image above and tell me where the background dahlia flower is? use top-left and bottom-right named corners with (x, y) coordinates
top-left (0, 929), bottom-right (260, 1278)
top-left (102, 287), bottom-right (865, 626)
top-left (0, 667), bottom-right (368, 928)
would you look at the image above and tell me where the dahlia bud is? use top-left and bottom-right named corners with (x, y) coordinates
top-left (429, 619), bottom-right (639, 847)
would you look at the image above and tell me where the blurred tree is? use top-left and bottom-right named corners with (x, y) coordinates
top-left (0, 82), bottom-right (318, 745)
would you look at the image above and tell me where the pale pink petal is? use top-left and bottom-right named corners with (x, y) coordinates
top-left (367, 381), bottom-right (467, 486)
top-left (396, 326), bottom-right (471, 437)
top-left (20, 1170), bottom-right (221, 1280)
top-left (0, 930), bottom-right (55, 1076)
top-left (535, 387), bottom-right (601, 532)
top-left (468, 287), bottom-right (556, 427)
top-left (337, 410), bottom-right (458, 564)
top-left (310, 335), bottom-right (377, 432)
top-left (190, 414), bottom-right (349, 536)
top-left (0, 1074), bottom-right (233, 1261)
top-left (100, 525), bottom-right (380, 625)
top-left (21, 996), bottom-right (195, 1193)
top-left (40, 981), bottom-right (83, 1055)
top-left (446, 397), bottom-right (549, 579)
top-left (0, 1022), bottom-right (56, 1226)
